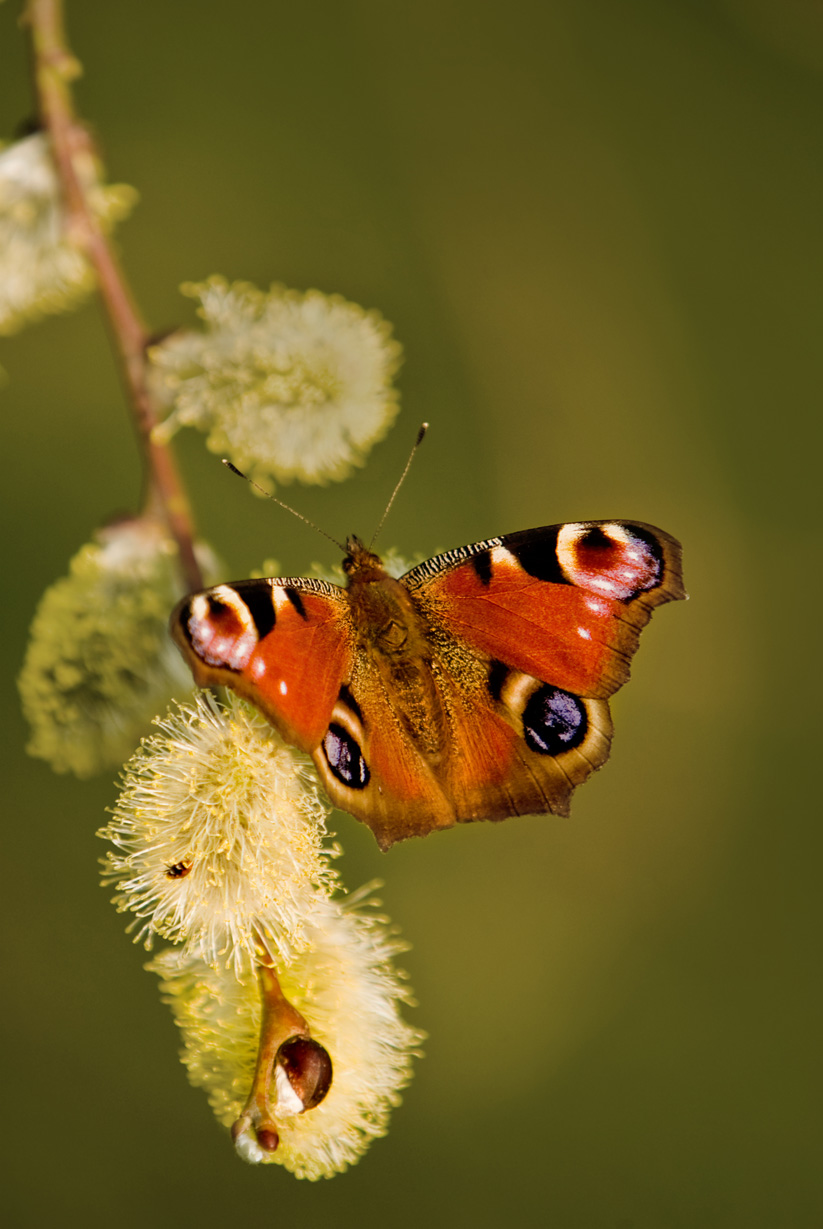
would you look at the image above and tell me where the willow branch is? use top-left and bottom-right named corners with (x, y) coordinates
top-left (24, 0), bottom-right (204, 593)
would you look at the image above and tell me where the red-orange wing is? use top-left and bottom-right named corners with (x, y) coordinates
top-left (395, 520), bottom-right (685, 839)
top-left (405, 519), bottom-right (685, 699)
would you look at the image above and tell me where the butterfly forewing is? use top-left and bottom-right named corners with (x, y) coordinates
top-left (172, 576), bottom-right (353, 751)
top-left (405, 520), bottom-right (684, 699)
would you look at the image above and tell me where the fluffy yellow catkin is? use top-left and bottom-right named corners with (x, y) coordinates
top-left (149, 889), bottom-right (424, 1179)
top-left (99, 693), bottom-right (337, 975)
top-left (0, 132), bottom-right (136, 335)
top-left (18, 518), bottom-right (215, 777)
top-left (149, 277), bottom-right (402, 489)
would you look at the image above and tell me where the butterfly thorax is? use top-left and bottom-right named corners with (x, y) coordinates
top-left (343, 535), bottom-right (445, 758)
top-left (343, 535), bottom-right (422, 653)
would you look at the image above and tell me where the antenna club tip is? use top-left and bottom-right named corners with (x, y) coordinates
top-left (223, 459), bottom-right (245, 477)
top-left (417, 423), bottom-right (429, 444)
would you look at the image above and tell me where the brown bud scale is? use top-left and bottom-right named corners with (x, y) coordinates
top-left (276, 1036), bottom-right (333, 1111)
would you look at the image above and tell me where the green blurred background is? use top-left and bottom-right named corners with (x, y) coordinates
top-left (2, 1), bottom-right (820, 1225)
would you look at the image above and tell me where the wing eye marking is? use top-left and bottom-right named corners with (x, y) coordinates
top-left (557, 523), bottom-right (663, 601)
top-left (187, 586), bottom-right (259, 670)
top-left (522, 685), bottom-right (588, 756)
top-left (322, 723), bottom-right (370, 790)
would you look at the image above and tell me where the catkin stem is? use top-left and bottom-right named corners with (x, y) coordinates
top-left (231, 956), bottom-right (311, 1143)
top-left (24, 0), bottom-right (204, 594)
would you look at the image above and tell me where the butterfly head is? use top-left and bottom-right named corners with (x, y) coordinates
top-left (342, 535), bottom-right (386, 584)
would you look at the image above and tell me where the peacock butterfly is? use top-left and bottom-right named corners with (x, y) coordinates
top-left (171, 516), bottom-right (685, 850)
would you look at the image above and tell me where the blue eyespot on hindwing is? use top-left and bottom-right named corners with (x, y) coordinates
top-left (522, 685), bottom-right (587, 756)
top-left (322, 722), bottom-right (370, 790)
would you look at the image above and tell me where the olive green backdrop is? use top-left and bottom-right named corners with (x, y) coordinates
top-left (2, 1), bottom-right (820, 1226)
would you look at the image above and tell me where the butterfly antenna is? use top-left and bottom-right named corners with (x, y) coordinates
top-left (369, 422), bottom-right (429, 549)
top-left (222, 460), bottom-right (346, 552)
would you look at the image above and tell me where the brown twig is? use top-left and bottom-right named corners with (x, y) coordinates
top-left (231, 957), bottom-right (311, 1150)
top-left (24, 0), bottom-right (204, 593)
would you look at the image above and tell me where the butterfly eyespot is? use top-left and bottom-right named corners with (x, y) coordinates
top-left (165, 860), bottom-right (192, 879)
top-left (184, 585), bottom-right (261, 670)
top-left (522, 685), bottom-right (587, 756)
top-left (323, 722), bottom-right (370, 790)
top-left (556, 523), bottom-right (665, 601)
top-left (578, 524), bottom-right (662, 592)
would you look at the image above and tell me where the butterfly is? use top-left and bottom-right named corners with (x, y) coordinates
top-left (171, 517), bottom-right (684, 849)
